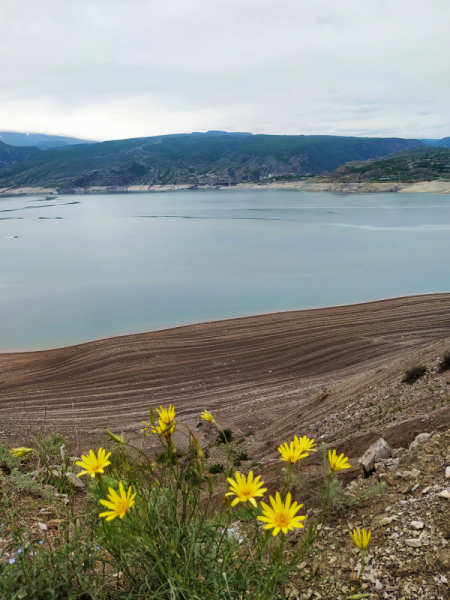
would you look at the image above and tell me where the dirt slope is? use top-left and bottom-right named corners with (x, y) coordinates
top-left (1, 294), bottom-right (450, 451)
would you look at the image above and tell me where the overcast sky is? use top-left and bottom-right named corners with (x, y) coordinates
top-left (1, 0), bottom-right (449, 141)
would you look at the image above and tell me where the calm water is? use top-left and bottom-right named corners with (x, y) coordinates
top-left (1, 190), bottom-right (450, 352)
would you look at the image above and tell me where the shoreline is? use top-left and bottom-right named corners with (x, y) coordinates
top-left (2, 180), bottom-right (450, 197)
top-left (2, 291), bottom-right (450, 356)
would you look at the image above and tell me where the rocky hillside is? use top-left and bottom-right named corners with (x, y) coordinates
top-left (0, 132), bottom-right (421, 191)
top-left (284, 429), bottom-right (450, 600)
top-left (320, 147), bottom-right (450, 184)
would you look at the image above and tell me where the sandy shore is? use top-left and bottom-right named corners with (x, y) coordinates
top-left (1, 294), bottom-right (450, 450)
top-left (2, 180), bottom-right (450, 196)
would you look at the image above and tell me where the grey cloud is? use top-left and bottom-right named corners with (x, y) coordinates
top-left (0, 0), bottom-right (449, 140)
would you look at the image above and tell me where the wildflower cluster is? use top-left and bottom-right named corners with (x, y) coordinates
top-left (5, 406), bottom-right (356, 599)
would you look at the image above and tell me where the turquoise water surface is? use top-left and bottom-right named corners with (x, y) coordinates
top-left (1, 189), bottom-right (449, 351)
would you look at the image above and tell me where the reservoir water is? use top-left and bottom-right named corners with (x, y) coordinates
top-left (1, 189), bottom-right (450, 352)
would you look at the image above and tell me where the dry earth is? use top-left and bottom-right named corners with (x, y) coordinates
top-left (1, 293), bottom-right (450, 464)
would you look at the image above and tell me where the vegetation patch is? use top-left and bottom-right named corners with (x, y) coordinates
top-left (0, 406), bottom-right (370, 600)
top-left (402, 365), bottom-right (427, 384)
top-left (439, 351), bottom-right (450, 372)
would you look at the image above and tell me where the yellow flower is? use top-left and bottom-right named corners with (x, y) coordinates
top-left (293, 435), bottom-right (317, 456)
top-left (328, 449), bottom-right (351, 474)
top-left (76, 447), bottom-right (111, 478)
top-left (152, 405), bottom-right (176, 439)
top-left (152, 418), bottom-right (176, 439)
top-left (10, 447), bottom-right (34, 458)
top-left (278, 441), bottom-right (307, 464)
top-left (350, 528), bottom-right (372, 551)
top-left (225, 471), bottom-right (267, 507)
top-left (201, 410), bottom-right (216, 424)
top-left (140, 421), bottom-right (151, 436)
top-left (156, 404), bottom-right (176, 425)
top-left (99, 481), bottom-right (136, 521)
top-left (257, 492), bottom-right (306, 536)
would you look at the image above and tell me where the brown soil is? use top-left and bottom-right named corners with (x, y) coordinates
top-left (1, 293), bottom-right (450, 462)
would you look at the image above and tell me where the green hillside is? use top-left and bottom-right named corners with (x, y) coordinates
top-left (0, 132), bottom-right (421, 190)
top-left (326, 147), bottom-right (450, 183)
top-left (0, 141), bottom-right (40, 168)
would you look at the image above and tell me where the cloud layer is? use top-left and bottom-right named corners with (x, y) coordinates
top-left (1, 0), bottom-right (449, 140)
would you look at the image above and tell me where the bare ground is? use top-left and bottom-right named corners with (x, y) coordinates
top-left (1, 293), bottom-right (450, 463)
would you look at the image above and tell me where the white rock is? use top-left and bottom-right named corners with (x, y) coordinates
top-left (37, 522), bottom-right (47, 531)
top-left (379, 517), bottom-right (393, 526)
top-left (409, 432), bottom-right (431, 451)
top-left (411, 521), bottom-right (424, 530)
top-left (405, 538), bottom-right (421, 548)
top-left (375, 579), bottom-right (383, 591)
top-left (359, 438), bottom-right (392, 476)
top-left (445, 466), bottom-right (450, 478)
top-left (437, 490), bottom-right (450, 499)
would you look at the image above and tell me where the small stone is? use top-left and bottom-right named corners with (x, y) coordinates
top-left (405, 538), bottom-right (422, 548)
top-left (66, 472), bottom-right (85, 489)
top-left (410, 432), bottom-right (431, 451)
top-left (375, 579), bottom-right (383, 590)
top-left (441, 575), bottom-right (448, 583)
top-left (422, 486), bottom-right (431, 495)
top-left (37, 522), bottom-right (47, 531)
top-left (446, 466), bottom-right (450, 478)
top-left (385, 506), bottom-right (392, 512)
top-left (379, 517), bottom-right (393, 526)
top-left (437, 490), bottom-right (450, 499)
top-left (405, 468), bottom-right (421, 478)
top-left (47, 519), bottom-right (65, 530)
top-left (411, 521), bottom-right (424, 530)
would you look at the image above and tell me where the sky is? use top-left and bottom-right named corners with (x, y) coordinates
top-left (1, 0), bottom-right (449, 142)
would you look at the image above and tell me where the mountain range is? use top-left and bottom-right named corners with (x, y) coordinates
top-left (0, 131), bottom-right (94, 150)
top-left (0, 131), bottom-right (425, 190)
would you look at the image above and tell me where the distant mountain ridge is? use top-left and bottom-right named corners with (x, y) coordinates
top-left (0, 131), bottom-right (421, 191)
top-left (0, 131), bottom-right (94, 150)
top-left (419, 137), bottom-right (450, 148)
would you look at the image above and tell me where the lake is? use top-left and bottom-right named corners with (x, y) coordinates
top-left (1, 189), bottom-right (450, 352)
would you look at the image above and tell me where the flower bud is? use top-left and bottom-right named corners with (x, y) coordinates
top-left (106, 430), bottom-right (125, 445)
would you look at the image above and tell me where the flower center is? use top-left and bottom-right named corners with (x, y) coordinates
top-left (242, 488), bottom-right (252, 499)
top-left (275, 511), bottom-right (290, 528)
